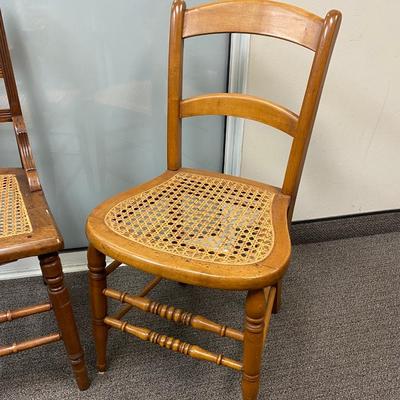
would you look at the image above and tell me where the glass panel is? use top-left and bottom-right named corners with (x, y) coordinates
top-left (0, 0), bottom-right (229, 247)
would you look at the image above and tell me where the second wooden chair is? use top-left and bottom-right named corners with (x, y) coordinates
top-left (0, 10), bottom-right (89, 390)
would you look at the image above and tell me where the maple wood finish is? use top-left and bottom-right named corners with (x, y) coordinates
top-left (0, 10), bottom-right (89, 390)
top-left (86, 1), bottom-right (341, 399)
top-left (104, 287), bottom-right (245, 341)
top-left (111, 275), bottom-right (163, 320)
top-left (181, 93), bottom-right (299, 137)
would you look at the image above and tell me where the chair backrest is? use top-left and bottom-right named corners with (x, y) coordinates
top-left (167, 0), bottom-right (341, 219)
top-left (0, 9), bottom-right (40, 191)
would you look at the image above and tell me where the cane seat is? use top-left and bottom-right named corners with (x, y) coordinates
top-left (86, 168), bottom-right (291, 290)
top-left (0, 173), bottom-right (32, 239)
top-left (0, 168), bottom-right (62, 263)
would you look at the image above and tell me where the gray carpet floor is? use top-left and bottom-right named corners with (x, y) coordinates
top-left (1, 232), bottom-right (399, 399)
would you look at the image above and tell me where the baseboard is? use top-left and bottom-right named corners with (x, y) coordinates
top-left (291, 209), bottom-right (400, 244)
top-left (0, 250), bottom-right (90, 281)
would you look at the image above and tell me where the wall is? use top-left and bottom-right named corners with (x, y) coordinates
top-left (0, 0), bottom-right (229, 247)
top-left (241, 1), bottom-right (400, 220)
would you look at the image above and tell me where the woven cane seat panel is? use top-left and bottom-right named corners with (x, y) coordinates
top-left (0, 174), bottom-right (32, 239)
top-left (104, 172), bottom-right (276, 265)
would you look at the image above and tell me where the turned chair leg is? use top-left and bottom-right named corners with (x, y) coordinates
top-left (242, 289), bottom-right (267, 400)
top-left (87, 244), bottom-right (108, 372)
top-left (39, 252), bottom-right (89, 391)
top-left (272, 279), bottom-right (282, 314)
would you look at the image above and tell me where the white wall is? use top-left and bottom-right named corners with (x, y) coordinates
top-left (241, 1), bottom-right (400, 221)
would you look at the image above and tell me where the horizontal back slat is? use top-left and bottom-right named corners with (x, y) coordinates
top-left (180, 93), bottom-right (299, 137)
top-left (183, 0), bottom-right (323, 51)
top-left (0, 108), bottom-right (12, 122)
top-left (0, 65), bottom-right (3, 78)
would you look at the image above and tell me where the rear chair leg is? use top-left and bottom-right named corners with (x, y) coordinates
top-left (242, 289), bottom-right (267, 400)
top-left (39, 252), bottom-right (89, 390)
top-left (272, 279), bottom-right (282, 314)
top-left (87, 244), bottom-right (108, 372)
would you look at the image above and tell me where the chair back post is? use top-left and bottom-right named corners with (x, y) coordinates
top-left (0, 9), bottom-right (41, 191)
top-left (282, 10), bottom-right (341, 219)
top-left (0, 10), bottom-right (21, 116)
top-left (167, 0), bottom-right (186, 171)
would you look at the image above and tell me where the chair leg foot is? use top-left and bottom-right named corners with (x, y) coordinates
top-left (241, 289), bottom-right (267, 400)
top-left (272, 279), bottom-right (282, 314)
top-left (39, 252), bottom-right (90, 391)
top-left (87, 244), bottom-right (108, 372)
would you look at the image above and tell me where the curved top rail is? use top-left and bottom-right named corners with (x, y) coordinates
top-left (183, 0), bottom-right (323, 51)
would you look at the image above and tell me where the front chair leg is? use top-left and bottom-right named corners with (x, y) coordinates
top-left (242, 289), bottom-right (267, 400)
top-left (39, 252), bottom-right (89, 390)
top-left (87, 244), bottom-right (108, 372)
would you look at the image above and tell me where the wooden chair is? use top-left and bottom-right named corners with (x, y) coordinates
top-left (86, 1), bottom-right (341, 398)
top-left (0, 10), bottom-right (89, 390)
